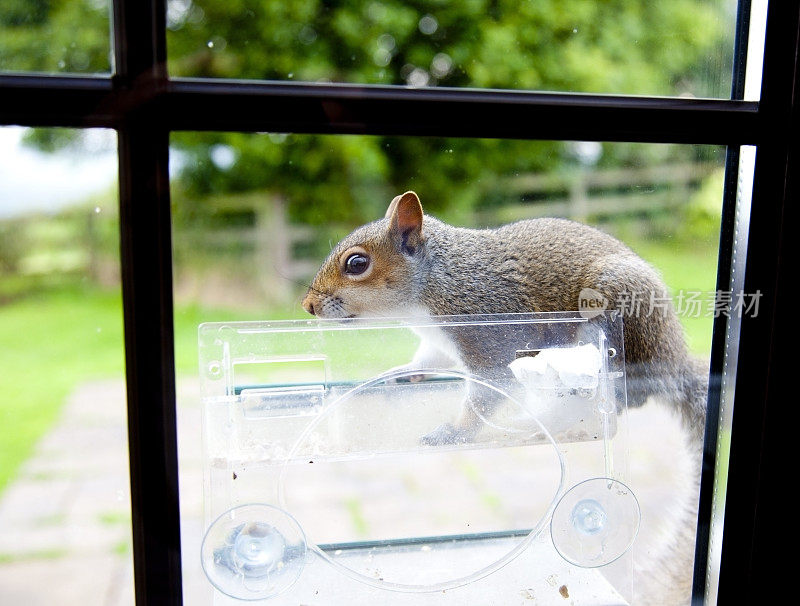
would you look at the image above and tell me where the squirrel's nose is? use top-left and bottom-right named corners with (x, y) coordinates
top-left (302, 294), bottom-right (316, 316)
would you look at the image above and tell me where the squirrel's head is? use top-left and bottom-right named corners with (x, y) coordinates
top-left (302, 191), bottom-right (427, 318)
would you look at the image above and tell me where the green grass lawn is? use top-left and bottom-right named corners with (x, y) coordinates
top-left (629, 239), bottom-right (719, 356)
top-left (0, 237), bottom-right (718, 495)
top-left (0, 284), bottom-right (278, 494)
top-left (0, 285), bottom-right (125, 492)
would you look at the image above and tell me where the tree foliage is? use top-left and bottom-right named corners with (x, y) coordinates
top-left (0, 0), bottom-right (110, 73)
top-left (2, 0), bottom-right (734, 223)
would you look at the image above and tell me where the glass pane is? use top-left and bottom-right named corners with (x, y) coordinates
top-left (167, 0), bottom-right (737, 99)
top-left (0, 0), bottom-right (112, 74)
top-left (0, 126), bottom-right (131, 604)
top-left (170, 131), bottom-right (734, 603)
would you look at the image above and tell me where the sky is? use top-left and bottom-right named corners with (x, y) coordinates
top-left (0, 126), bottom-right (118, 219)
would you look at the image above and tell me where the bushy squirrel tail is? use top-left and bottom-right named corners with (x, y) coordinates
top-left (621, 353), bottom-right (709, 446)
top-left (681, 356), bottom-right (711, 444)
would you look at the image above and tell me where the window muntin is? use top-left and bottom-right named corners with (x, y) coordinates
top-left (167, 0), bottom-right (737, 99)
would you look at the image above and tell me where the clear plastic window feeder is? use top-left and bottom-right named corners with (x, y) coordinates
top-left (199, 312), bottom-right (638, 604)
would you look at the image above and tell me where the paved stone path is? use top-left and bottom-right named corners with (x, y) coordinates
top-left (0, 377), bottom-right (697, 605)
top-left (0, 378), bottom-right (208, 606)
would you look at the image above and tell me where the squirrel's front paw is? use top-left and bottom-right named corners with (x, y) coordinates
top-left (420, 423), bottom-right (470, 446)
top-left (380, 364), bottom-right (430, 384)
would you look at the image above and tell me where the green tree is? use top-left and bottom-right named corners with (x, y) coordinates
top-left (0, 0), bottom-right (110, 73)
top-left (167, 0), bottom-right (728, 95)
top-left (166, 0), bottom-right (731, 221)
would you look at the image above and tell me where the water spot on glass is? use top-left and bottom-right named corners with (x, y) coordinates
top-left (406, 67), bottom-right (430, 87)
top-left (567, 141), bottom-right (603, 166)
top-left (419, 14), bottom-right (438, 35)
top-left (431, 53), bottom-right (452, 78)
top-left (58, 60), bottom-right (66, 69)
top-left (209, 144), bottom-right (236, 170)
top-left (167, 0), bottom-right (192, 30)
top-left (73, 51), bottom-right (91, 71)
top-left (288, 72), bottom-right (294, 79)
top-left (377, 34), bottom-right (396, 52)
top-left (373, 48), bottom-right (392, 67)
top-left (573, 28), bottom-right (578, 34)
top-left (366, 2), bottom-right (387, 22)
top-left (188, 6), bottom-right (205, 24)
top-left (94, 206), bottom-right (102, 214)
top-left (207, 40), bottom-right (214, 49)
top-left (298, 26), bottom-right (317, 45)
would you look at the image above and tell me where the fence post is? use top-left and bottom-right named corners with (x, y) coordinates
top-left (85, 208), bottom-right (100, 283)
top-left (568, 169), bottom-right (589, 222)
top-left (254, 195), bottom-right (293, 306)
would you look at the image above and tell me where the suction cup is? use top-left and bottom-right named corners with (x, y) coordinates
top-left (201, 504), bottom-right (307, 600)
top-left (550, 477), bottom-right (640, 568)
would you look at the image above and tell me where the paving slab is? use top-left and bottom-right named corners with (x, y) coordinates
top-left (0, 376), bottom-right (699, 605)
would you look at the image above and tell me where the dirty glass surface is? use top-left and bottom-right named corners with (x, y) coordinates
top-left (0, 1), bottom-right (112, 74)
top-left (170, 132), bottom-right (736, 604)
top-left (166, 0), bottom-right (737, 99)
top-left (0, 0), bottom-right (767, 603)
top-left (0, 126), bottom-right (132, 605)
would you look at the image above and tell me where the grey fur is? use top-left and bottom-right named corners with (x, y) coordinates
top-left (312, 214), bottom-right (707, 438)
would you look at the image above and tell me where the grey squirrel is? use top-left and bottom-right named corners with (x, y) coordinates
top-left (302, 191), bottom-right (708, 443)
top-left (302, 190), bottom-right (708, 604)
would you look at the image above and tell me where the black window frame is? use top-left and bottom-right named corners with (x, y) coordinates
top-left (1, 1), bottom-right (796, 604)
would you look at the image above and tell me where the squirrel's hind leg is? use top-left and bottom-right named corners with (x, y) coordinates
top-left (419, 375), bottom-right (506, 445)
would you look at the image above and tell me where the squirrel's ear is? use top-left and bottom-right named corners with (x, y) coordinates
top-left (385, 194), bottom-right (402, 219)
top-left (387, 191), bottom-right (424, 255)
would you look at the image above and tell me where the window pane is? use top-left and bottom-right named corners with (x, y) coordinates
top-left (0, 126), bottom-right (131, 604)
top-left (0, 1), bottom-right (112, 74)
top-left (167, 0), bottom-right (737, 99)
top-left (704, 145), bottom-right (754, 605)
top-left (171, 131), bottom-right (735, 603)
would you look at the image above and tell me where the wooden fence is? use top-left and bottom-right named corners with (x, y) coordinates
top-left (1, 162), bottom-right (720, 307)
top-left (478, 162), bottom-right (719, 224)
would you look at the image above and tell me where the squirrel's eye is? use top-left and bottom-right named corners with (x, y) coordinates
top-left (344, 253), bottom-right (370, 275)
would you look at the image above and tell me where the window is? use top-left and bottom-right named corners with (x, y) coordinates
top-left (0, 0), bottom-right (112, 74)
top-left (165, 0), bottom-right (738, 98)
top-left (1, 0), bottom-right (794, 603)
